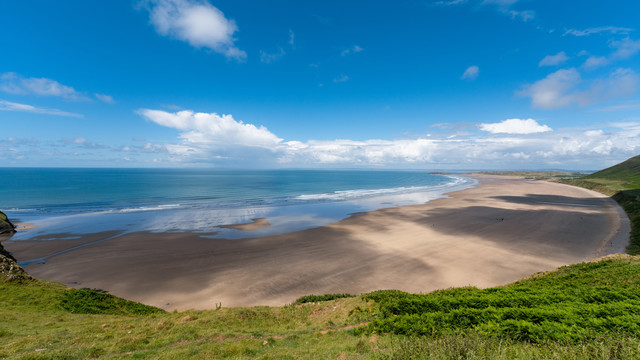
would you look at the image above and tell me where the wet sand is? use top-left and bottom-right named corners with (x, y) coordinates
top-left (3, 175), bottom-right (629, 310)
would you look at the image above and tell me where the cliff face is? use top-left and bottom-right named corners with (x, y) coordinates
top-left (0, 210), bottom-right (16, 234)
top-left (0, 210), bottom-right (31, 282)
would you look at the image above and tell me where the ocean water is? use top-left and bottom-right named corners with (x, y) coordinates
top-left (0, 168), bottom-right (475, 240)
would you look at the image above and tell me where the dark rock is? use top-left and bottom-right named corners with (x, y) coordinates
top-left (0, 210), bottom-right (16, 235)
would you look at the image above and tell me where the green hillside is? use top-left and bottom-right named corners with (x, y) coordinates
top-left (2, 252), bottom-right (640, 359)
top-left (583, 155), bottom-right (640, 191)
top-left (560, 155), bottom-right (640, 255)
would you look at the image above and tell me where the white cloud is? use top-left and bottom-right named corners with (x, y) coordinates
top-left (480, 0), bottom-right (534, 22)
top-left (585, 130), bottom-right (604, 137)
top-left (138, 107), bottom-right (640, 169)
top-left (518, 68), bottom-right (639, 109)
top-left (479, 118), bottom-right (552, 134)
top-left (0, 73), bottom-right (87, 100)
top-left (137, 109), bottom-right (282, 148)
top-left (582, 56), bottom-right (608, 69)
top-left (461, 65), bottom-right (479, 80)
top-left (582, 37), bottom-right (640, 69)
top-left (610, 37), bottom-right (640, 60)
top-left (563, 26), bottom-right (634, 37)
top-left (142, 0), bottom-right (246, 60)
top-left (341, 45), bottom-right (364, 56)
top-left (95, 93), bottom-right (115, 103)
top-left (539, 51), bottom-right (569, 67)
top-left (0, 99), bottom-right (82, 117)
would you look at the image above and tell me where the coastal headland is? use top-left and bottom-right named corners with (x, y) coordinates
top-left (3, 175), bottom-right (629, 310)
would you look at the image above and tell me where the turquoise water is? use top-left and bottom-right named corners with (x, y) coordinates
top-left (0, 168), bottom-right (475, 240)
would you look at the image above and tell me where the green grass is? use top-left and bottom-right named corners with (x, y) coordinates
top-left (293, 293), bottom-right (356, 304)
top-left (60, 288), bottom-right (165, 315)
top-left (3, 255), bottom-right (640, 359)
top-left (357, 256), bottom-right (640, 343)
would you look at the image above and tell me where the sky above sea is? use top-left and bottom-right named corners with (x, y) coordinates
top-left (1, 0), bottom-right (639, 170)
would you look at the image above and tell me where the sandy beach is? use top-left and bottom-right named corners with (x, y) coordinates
top-left (3, 175), bottom-right (629, 310)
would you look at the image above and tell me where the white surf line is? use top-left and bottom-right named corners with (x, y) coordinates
top-left (536, 201), bottom-right (598, 207)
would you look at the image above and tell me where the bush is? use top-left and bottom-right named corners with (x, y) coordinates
top-left (357, 258), bottom-right (640, 343)
top-left (60, 288), bottom-right (164, 315)
top-left (293, 293), bottom-right (355, 304)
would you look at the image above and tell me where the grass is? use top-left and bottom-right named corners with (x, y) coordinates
top-left (357, 256), bottom-right (640, 343)
top-left (293, 293), bottom-right (356, 305)
top-left (3, 255), bottom-right (640, 359)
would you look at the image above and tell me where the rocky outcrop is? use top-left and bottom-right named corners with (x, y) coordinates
top-left (0, 210), bottom-right (31, 282)
top-left (0, 251), bottom-right (32, 282)
top-left (0, 210), bottom-right (16, 234)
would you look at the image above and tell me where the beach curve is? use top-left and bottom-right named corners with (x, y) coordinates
top-left (4, 175), bottom-right (629, 310)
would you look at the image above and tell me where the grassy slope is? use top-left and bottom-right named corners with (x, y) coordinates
top-left (559, 155), bottom-right (640, 254)
top-left (3, 256), bottom-right (640, 359)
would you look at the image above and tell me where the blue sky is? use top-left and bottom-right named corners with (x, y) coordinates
top-left (1, 0), bottom-right (639, 170)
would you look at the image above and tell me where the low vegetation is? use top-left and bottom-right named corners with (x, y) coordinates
top-left (357, 255), bottom-right (640, 343)
top-left (293, 293), bottom-right (356, 304)
top-left (2, 255), bottom-right (640, 359)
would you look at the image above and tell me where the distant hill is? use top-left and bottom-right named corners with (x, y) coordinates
top-left (584, 154), bottom-right (640, 190)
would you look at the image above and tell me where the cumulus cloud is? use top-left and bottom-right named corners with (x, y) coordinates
top-left (0, 99), bottom-right (82, 117)
top-left (518, 68), bottom-right (639, 109)
top-left (137, 109), bottom-right (283, 148)
top-left (461, 65), bottom-right (479, 80)
top-left (142, 0), bottom-right (246, 60)
top-left (138, 108), bottom-right (640, 169)
top-left (539, 51), bottom-right (569, 67)
top-left (563, 26), bottom-right (634, 37)
top-left (0, 73), bottom-right (88, 100)
top-left (479, 118), bottom-right (552, 134)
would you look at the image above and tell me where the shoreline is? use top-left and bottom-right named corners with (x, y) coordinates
top-left (3, 175), bottom-right (629, 310)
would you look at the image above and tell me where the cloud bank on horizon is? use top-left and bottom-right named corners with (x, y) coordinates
top-left (0, 0), bottom-right (639, 169)
top-left (134, 108), bottom-right (640, 169)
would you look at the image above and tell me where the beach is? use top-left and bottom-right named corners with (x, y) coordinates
top-left (3, 175), bottom-right (629, 310)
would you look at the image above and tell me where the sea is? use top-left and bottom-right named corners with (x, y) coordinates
top-left (0, 168), bottom-right (476, 241)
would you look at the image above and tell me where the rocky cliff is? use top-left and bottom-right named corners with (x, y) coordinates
top-left (0, 210), bottom-right (31, 282)
top-left (0, 210), bottom-right (16, 234)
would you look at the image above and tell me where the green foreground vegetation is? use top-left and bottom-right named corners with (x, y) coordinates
top-left (2, 155), bottom-right (640, 359)
top-left (2, 255), bottom-right (640, 359)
